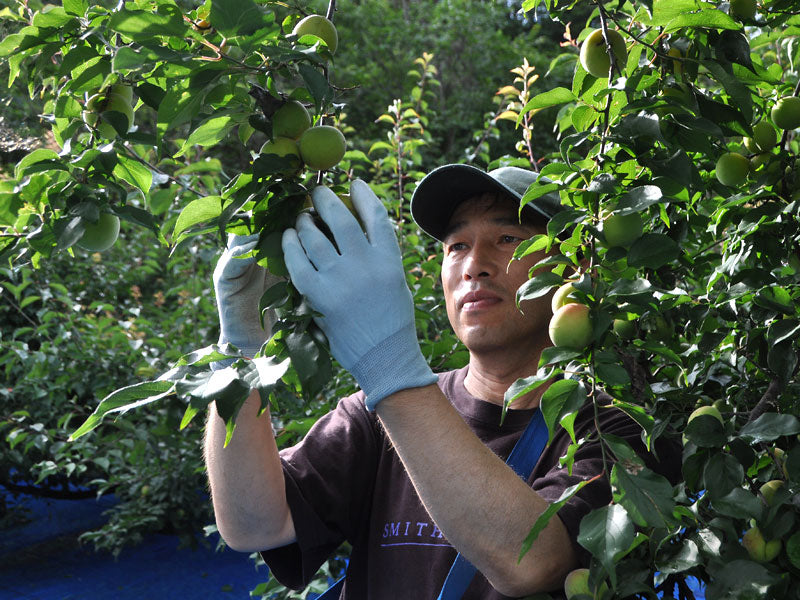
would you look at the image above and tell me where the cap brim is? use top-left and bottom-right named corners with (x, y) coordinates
top-left (410, 164), bottom-right (552, 241)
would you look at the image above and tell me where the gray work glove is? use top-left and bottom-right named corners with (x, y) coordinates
top-left (212, 233), bottom-right (280, 368)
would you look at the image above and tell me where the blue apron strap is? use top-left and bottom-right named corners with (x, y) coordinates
top-left (315, 575), bottom-right (345, 599)
top-left (436, 409), bottom-right (549, 600)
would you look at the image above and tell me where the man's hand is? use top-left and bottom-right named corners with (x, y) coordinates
top-left (213, 233), bottom-right (281, 363)
top-left (281, 180), bottom-right (437, 409)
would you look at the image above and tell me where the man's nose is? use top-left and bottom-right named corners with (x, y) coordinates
top-left (463, 244), bottom-right (496, 280)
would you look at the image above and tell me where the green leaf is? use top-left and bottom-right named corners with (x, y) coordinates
top-left (702, 452), bottom-right (743, 500)
top-left (615, 185), bottom-right (663, 214)
top-left (627, 233), bottom-right (680, 269)
top-left (577, 504), bottom-right (634, 587)
top-left (516, 271), bottom-right (562, 303)
top-left (113, 155), bottom-right (153, 195)
top-left (299, 63), bottom-right (334, 111)
top-left (157, 87), bottom-right (205, 138)
top-left (63, 0), bottom-right (88, 16)
top-left (650, 0), bottom-right (739, 31)
top-left (739, 413), bottom-right (800, 444)
top-left (14, 148), bottom-right (60, 179)
top-left (684, 411), bottom-right (726, 447)
top-left (210, 0), bottom-right (269, 36)
top-left (108, 4), bottom-right (188, 40)
top-left (655, 539), bottom-right (702, 574)
top-left (32, 6), bottom-right (74, 28)
top-left (519, 479), bottom-right (591, 560)
top-left (69, 380), bottom-right (175, 440)
top-left (540, 379), bottom-right (587, 443)
top-left (176, 114), bottom-right (235, 156)
top-left (519, 87), bottom-right (576, 116)
top-left (503, 370), bottom-right (556, 408)
top-left (611, 463), bottom-right (676, 528)
top-left (173, 196), bottom-right (227, 238)
top-left (710, 487), bottom-right (762, 519)
top-left (787, 531), bottom-right (800, 570)
top-left (705, 560), bottom-right (781, 599)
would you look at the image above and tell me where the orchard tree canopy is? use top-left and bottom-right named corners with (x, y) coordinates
top-left (2, 0), bottom-right (800, 598)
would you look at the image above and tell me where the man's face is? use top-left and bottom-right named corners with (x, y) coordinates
top-left (441, 194), bottom-right (551, 356)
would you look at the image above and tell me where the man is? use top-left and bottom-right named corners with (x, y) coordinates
top-left (205, 165), bottom-right (677, 598)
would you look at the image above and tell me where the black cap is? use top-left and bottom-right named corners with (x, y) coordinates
top-left (410, 164), bottom-right (563, 241)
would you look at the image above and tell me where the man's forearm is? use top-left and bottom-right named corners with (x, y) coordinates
top-left (204, 389), bottom-right (296, 552)
top-left (375, 384), bottom-right (577, 596)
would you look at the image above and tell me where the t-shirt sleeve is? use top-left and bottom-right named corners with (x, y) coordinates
top-left (260, 393), bottom-right (379, 590)
top-left (531, 401), bottom-right (680, 565)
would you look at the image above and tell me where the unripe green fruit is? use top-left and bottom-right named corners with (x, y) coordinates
top-left (580, 28), bottom-right (627, 79)
top-left (602, 212), bottom-right (644, 248)
top-left (771, 96), bottom-right (800, 130)
top-left (715, 152), bottom-right (750, 187)
top-left (613, 318), bottom-right (636, 340)
top-left (292, 14), bottom-right (338, 54)
top-left (272, 100), bottom-right (311, 140)
top-left (551, 282), bottom-right (579, 313)
top-left (260, 137), bottom-right (302, 174)
top-left (299, 125), bottom-right (347, 171)
top-left (549, 303), bottom-right (592, 350)
top-left (760, 480), bottom-right (784, 506)
top-left (563, 568), bottom-right (608, 600)
top-left (730, 0), bottom-right (756, 20)
top-left (749, 121), bottom-right (777, 153)
top-left (742, 526), bottom-right (781, 563)
top-left (688, 405), bottom-right (724, 426)
top-left (83, 87), bottom-right (134, 138)
top-left (77, 212), bottom-right (120, 252)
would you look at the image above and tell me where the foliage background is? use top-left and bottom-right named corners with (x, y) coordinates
top-left (1, 0), bottom-right (800, 599)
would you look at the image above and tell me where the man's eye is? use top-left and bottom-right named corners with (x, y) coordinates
top-left (501, 235), bottom-right (521, 244)
top-left (447, 242), bottom-right (466, 253)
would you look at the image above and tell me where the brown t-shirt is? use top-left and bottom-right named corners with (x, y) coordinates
top-left (261, 366), bottom-right (678, 599)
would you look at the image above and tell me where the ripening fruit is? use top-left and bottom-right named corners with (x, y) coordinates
top-left (563, 568), bottom-right (609, 600)
top-left (613, 318), bottom-right (636, 340)
top-left (742, 526), bottom-right (782, 563)
top-left (771, 96), bottom-right (800, 130)
top-left (292, 14), bottom-right (338, 54)
top-left (580, 28), bottom-right (627, 79)
top-left (83, 84), bottom-right (135, 138)
top-left (549, 303), bottom-right (593, 350)
top-left (667, 47), bottom-right (684, 76)
top-left (715, 152), bottom-right (750, 187)
top-left (602, 212), bottom-right (644, 248)
top-left (260, 137), bottom-right (302, 174)
top-left (77, 212), bottom-right (121, 252)
top-left (730, 0), bottom-right (757, 21)
top-left (299, 125), bottom-right (347, 171)
top-left (759, 480), bottom-right (784, 506)
top-left (744, 121), bottom-right (778, 154)
top-left (551, 282), bottom-right (579, 313)
top-left (272, 100), bottom-right (311, 140)
top-left (688, 405), bottom-right (724, 426)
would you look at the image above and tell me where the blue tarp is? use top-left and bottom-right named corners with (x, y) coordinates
top-left (0, 488), bottom-right (267, 599)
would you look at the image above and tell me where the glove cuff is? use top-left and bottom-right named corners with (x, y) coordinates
top-left (349, 323), bottom-right (438, 411)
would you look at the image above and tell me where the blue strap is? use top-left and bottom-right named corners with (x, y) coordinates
top-left (315, 575), bottom-right (345, 599)
top-left (316, 409), bottom-right (548, 600)
top-left (437, 409), bottom-right (549, 600)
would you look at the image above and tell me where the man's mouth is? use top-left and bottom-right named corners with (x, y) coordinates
top-left (459, 289), bottom-right (503, 312)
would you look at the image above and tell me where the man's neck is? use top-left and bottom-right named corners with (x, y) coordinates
top-left (463, 352), bottom-right (551, 410)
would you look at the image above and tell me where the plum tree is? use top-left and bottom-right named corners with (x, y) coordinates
top-left (260, 137), bottom-right (302, 174)
top-left (730, 0), bottom-right (757, 21)
top-left (759, 480), bottom-right (784, 506)
top-left (602, 212), bottom-right (643, 248)
top-left (77, 212), bottom-right (121, 252)
top-left (744, 121), bottom-right (777, 153)
top-left (549, 303), bottom-right (593, 350)
top-left (715, 152), bottom-right (750, 187)
top-left (742, 526), bottom-right (782, 562)
top-left (82, 84), bottom-right (135, 138)
top-left (292, 14), bottom-right (338, 54)
top-left (771, 96), bottom-right (800, 130)
top-left (299, 125), bottom-right (347, 171)
top-left (551, 282), bottom-right (579, 313)
top-left (272, 100), bottom-right (311, 140)
top-left (579, 28), bottom-right (627, 79)
top-left (612, 318), bottom-right (636, 340)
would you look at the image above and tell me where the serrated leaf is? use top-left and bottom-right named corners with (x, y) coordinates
top-left (739, 413), bottom-right (800, 444)
top-left (177, 115), bottom-right (235, 156)
top-left (516, 271), bottom-right (562, 303)
top-left (172, 196), bottom-right (227, 238)
top-left (540, 379), bottom-right (587, 443)
top-left (611, 463), bottom-right (676, 528)
top-left (113, 155), bottom-right (153, 195)
top-left (519, 479), bottom-right (591, 560)
top-left (69, 380), bottom-right (175, 440)
top-left (577, 504), bottom-right (634, 587)
top-left (627, 233), bottom-right (680, 269)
